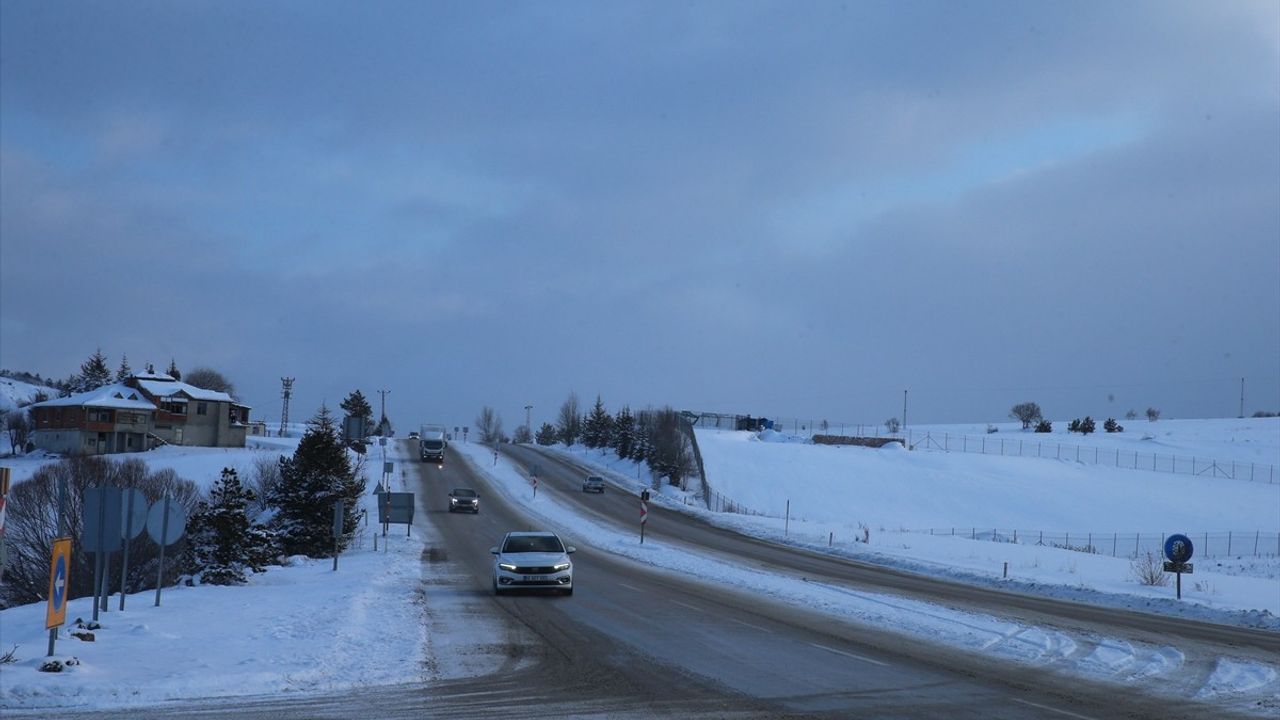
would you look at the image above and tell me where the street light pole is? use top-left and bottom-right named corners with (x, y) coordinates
top-left (524, 404), bottom-right (533, 435)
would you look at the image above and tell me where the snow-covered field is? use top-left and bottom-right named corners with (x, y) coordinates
top-left (0, 416), bottom-right (1276, 713)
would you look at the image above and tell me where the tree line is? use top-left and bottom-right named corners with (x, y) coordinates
top-left (476, 392), bottom-right (699, 490)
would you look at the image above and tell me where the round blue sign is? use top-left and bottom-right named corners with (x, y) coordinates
top-left (52, 555), bottom-right (68, 609)
top-left (1163, 533), bottom-right (1194, 563)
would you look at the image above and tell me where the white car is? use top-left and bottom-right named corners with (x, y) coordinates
top-left (490, 531), bottom-right (575, 596)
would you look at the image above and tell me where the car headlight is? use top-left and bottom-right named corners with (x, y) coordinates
top-left (498, 563), bottom-right (518, 571)
top-left (450, 498), bottom-right (458, 503)
top-left (553, 562), bottom-right (571, 572)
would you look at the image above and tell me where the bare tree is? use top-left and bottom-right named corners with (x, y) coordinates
top-left (1146, 407), bottom-right (1161, 422)
top-left (1, 457), bottom-right (199, 607)
top-left (184, 367), bottom-right (237, 399)
top-left (5, 409), bottom-right (31, 455)
top-left (475, 406), bottom-right (504, 445)
top-left (1008, 402), bottom-right (1043, 430)
top-left (885, 417), bottom-right (901, 433)
top-left (557, 392), bottom-right (582, 446)
top-left (512, 425), bottom-right (533, 444)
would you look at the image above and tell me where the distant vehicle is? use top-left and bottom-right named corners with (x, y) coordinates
top-left (582, 475), bottom-right (606, 493)
top-left (447, 487), bottom-right (480, 514)
top-left (420, 424), bottom-right (447, 463)
top-left (408, 431), bottom-right (420, 439)
top-left (490, 531), bottom-right (575, 596)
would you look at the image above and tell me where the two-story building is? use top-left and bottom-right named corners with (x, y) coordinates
top-left (126, 372), bottom-right (250, 448)
top-left (29, 383), bottom-right (158, 455)
top-left (28, 372), bottom-right (252, 455)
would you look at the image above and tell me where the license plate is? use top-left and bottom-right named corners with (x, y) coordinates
top-left (524, 575), bottom-right (548, 582)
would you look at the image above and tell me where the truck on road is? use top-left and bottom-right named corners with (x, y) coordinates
top-left (420, 425), bottom-right (448, 464)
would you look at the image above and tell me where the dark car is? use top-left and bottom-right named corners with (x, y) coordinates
top-left (448, 487), bottom-right (480, 513)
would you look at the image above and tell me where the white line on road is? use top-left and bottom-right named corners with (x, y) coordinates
top-left (727, 617), bottom-right (774, 633)
top-left (618, 583), bottom-right (641, 592)
top-left (807, 643), bottom-right (889, 667)
top-left (670, 599), bottom-right (703, 612)
top-left (1011, 699), bottom-right (1100, 720)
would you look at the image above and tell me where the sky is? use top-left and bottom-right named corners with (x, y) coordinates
top-left (2, 1), bottom-right (1278, 433)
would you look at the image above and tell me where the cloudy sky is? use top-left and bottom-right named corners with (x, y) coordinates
top-left (2, 1), bottom-right (1277, 433)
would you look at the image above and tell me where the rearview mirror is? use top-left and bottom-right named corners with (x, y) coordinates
top-left (566, 546), bottom-right (576, 554)
top-left (489, 547), bottom-right (498, 554)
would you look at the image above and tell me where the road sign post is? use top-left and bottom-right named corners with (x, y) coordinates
top-left (46, 537), bottom-right (72, 656)
top-left (1163, 533), bottom-right (1195, 600)
top-left (118, 488), bottom-right (147, 611)
top-left (332, 500), bottom-right (344, 571)
top-left (146, 494), bottom-right (187, 607)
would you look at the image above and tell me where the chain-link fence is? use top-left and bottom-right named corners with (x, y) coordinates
top-left (905, 431), bottom-right (1277, 484)
top-left (685, 411), bottom-right (1277, 485)
top-left (915, 528), bottom-right (1280, 559)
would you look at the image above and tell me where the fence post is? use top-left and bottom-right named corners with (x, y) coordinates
top-left (1112, 532), bottom-right (1117, 557)
top-left (1087, 533), bottom-right (1091, 551)
top-left (1227, 531), bottom-right (1232, 556)
top-left (1254, 530), bottom-right (1259, 555)
top-left (1135, 532), bottom-right (1140, 557)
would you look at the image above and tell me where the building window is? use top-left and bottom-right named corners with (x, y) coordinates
top-left (197, 402), bottom-right (208, 416)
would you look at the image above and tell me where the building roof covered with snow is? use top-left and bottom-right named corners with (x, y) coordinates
top-left (29, 383), bottom-right (157, 411)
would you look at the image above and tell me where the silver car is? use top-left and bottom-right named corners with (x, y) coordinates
top-left (491, 531), bottom-right (575, 596)
top-left (582, 475), bottom-right (606, 493)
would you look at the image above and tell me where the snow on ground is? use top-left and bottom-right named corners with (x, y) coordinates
top-left (451, 440), bottom-right (1280, 710)
top-left (0, 437), bottom-right (511, 713)
top-left (1, 417), bottom-right (1277, 713)
top-left (0, 376), bottom-right (57, 413)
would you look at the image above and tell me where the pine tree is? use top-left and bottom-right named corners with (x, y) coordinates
top-left (115, 354), bottom-right (133, 382)
top-left (77, 348), bottom-right (112, 392)
top-left (167, 358), bottom-right (182, 381)
top-left (270, 405), bottom-right (360, 557)
top-left (611, 406), bottom-right (635, 460)
top-left (535, 422), bottom-right (559, 446)
top-left (583, 395), bottom-right (612, 449)
top-left (339, 390), bottom-right (375, 431)
top-left (186, 468), bottom-right (275, 585)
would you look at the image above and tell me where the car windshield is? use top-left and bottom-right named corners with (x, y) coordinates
top-left (451, 489), bottom-right (477, 497)
top-left (503, 535), bottom-right (563, 554)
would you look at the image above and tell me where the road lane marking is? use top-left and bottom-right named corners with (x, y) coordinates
top-left (670, 599), bottom-right (702, 612)
top-left (1011, 699), bottom-right (1099, 720)
top-left (727, 617), bottom-right (774, 633)
top-left (618, 583), bottom-right (641, 592)
top-left (808, 643), bottom-right (889, 667)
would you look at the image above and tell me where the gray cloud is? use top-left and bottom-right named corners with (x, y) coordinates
top-left (3, 1), bottom-right (1276, 429)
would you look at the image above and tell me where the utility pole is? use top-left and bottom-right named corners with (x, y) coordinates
top-left (902, 389), bottom-right (908, 434)
top-left (1239, 377), bottom-right (1245, 418)
top-left (377, 389), bottom-right (390, 435)
top-left (279, 377), bottom-right (294, 437)
top-left (524, 404), bottom-right (533, 434)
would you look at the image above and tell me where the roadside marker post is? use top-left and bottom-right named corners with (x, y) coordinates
top-left (640, 489), bottom-right (651, 544)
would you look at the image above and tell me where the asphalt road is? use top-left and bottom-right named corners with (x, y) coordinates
top-left (41, 441), bottom-right (1275, 719)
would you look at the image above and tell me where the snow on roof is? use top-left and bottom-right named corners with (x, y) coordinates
top-left (31, 383), bottom-right (158, 411)
top-left (133, 378), bottom-right (237, 403)
top-left (131, 371), bottom-right (177, 381)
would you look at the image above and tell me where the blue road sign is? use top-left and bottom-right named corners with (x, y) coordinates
top-left (1163, 533), bottom-right (1194, 564)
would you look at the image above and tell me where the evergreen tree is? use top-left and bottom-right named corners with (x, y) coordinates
top-left (339, 390), bottom-right (375, 431)
top-left (611, 406), bottom-right (635, 460)
top-left (583, 395), bottom-right (612, 449)
top-left (1079, 416), bottom-right (1096, 435)
top-left (1034, 419), bottom-right (1052, 433)
top-left (535, 422), bottom-right (559, 446)
top-left (186, 468), bottom-right (275, 585)
top-left (77, 348), bottom-right (112, 392)
top-left (270, 405), bottom-right (361, 557)
top-left (115, 354), bottom-right (133, 382)
top-left (167, 358), bottom-right (182, 381)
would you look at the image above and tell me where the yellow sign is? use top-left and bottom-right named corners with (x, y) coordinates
top-left (46, 537), bottom-right (72, 630)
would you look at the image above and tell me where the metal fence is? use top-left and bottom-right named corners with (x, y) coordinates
top-left (686, 411), bottom-right (1277, 484)
top-left (915, 528), bottom-right (1280, 559)
top-left (905, 431), bottom-right (1277, 484)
